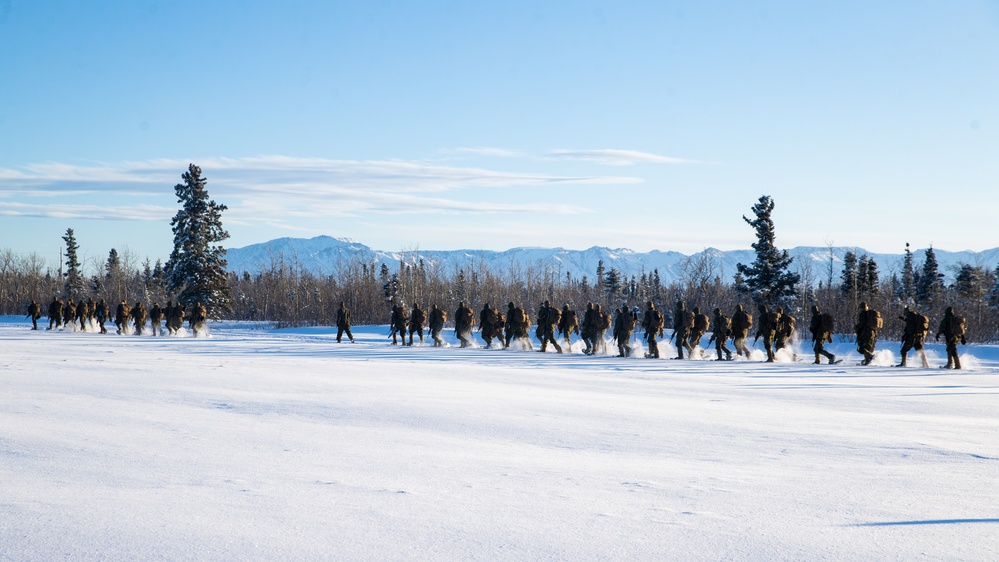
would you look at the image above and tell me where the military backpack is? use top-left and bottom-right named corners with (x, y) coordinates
top-left (864, 309), bottom-right (883, 330)
top-left (820, 312), bottom-right (835, 333)
top-left (694, 313), bottom-right (710, 332)
top-left (948, 314), bottom-right (967, 337)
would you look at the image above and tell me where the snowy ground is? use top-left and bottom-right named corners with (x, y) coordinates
top-left (2, 317), bottom-right (998, 561)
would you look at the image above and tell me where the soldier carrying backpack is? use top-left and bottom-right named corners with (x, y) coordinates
top-left (708, 307), bottom-right (734, 361)
top-left (642, 301), bottom-right (665, 359)
top-left (855, 302), bottom-right (881, 366)
top-left (808, 305), bottom-right (836, 364)
top-left (936, 306), bottom-right (967, 369)
top-left (755, 304), bottom-right (781, 362)
top-left (898, 306), bottom-right (930, 368)
top-left (731, 304), bottom-right (753, 358)
top-left (688, 307), bottom-right (710, 351)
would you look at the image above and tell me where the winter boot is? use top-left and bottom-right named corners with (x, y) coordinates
top-left (954, 356), bottom-right (962, 370)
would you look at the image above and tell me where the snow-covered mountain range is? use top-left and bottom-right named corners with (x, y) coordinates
top-left (225, 235), bottom-right (999, 284)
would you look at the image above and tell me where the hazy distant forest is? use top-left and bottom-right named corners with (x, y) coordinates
top-left (2, 240), bottom-right (998, 343)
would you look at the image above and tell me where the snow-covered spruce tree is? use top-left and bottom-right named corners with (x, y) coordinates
top-left (165, 164), bottom-right (233, 318)
top-left (735, 195), bottom-right (800, 306)
top-left (898, 242), bottom-right (915, 302)
top-left (840, 251), bottom-right (858, 296)
top-left (62, 228), bottom-right (86, 298)
top-left (914, 246), bottom-right (944, 307)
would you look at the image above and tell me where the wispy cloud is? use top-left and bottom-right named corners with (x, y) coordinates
top-left (451, 147), bottom-right (529, 158)
top-left (0, 156), bottom-right (624, 223)
top-left (548, 149), bottom-right (697, 166)
top-left (0, 201), bottom-right (173, 221)
top-left (449, 147), bottom-right (699, 166)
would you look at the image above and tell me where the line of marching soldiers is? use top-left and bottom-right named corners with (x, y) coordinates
top-left (335, 299), bottom-right (969, 369)
top-left (26, 297), bottom-right (208, 337)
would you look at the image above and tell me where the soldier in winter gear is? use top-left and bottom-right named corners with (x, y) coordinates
top-left (190, 301), bottom-right (207, 336)
top-left (63, 298), bottom-right (77, 331)
top-left (855, 302), bottom-right (881, 366)
top-left (115, 300), bottom-right (129, 334)
top-left (479, 303), bottom-right (504, 347)
top-left (504, 303), bottom-right (532, 349)
top-left (809, 305), bottom-right (836, 364)
top-left (150, 303), bottom-right (164, 336)
top-left (580, 302), bottom-right (597, 355)
top-left (47, 297), bottom-right (63, 330)
top-left (168, 301), bottom-right (186, 335)
top-left (641, 301), bottom-right (665, 358)
top-left (428, 304), bottom-right (447, 347)
top-left (936, 306), bottom-right (966, 369)
top-left (708, 307), bottom-right (733, 361)
top-left (672, 301), bottom-right (693, 359)
top-left (27, 300), bottom-right (41, 330)
top-left (95, 298), bottom-right (109, 334)
top-left (775, 308), bottom-right (795, 353)
top-left (131, 301), bottom-right (147, 336)
top-left (558, 304), bottom-right (578, 349)
top-left (596, 305), bottom-right (612, 355)
top-left (688, 307), bottom-right (710, 351)
top-left (408, 303), bottom-right (426, 346)
top-left (76, 299), bottom-right (90, 331)
top-left (454, 301), bottom-right (475, 348)
top-left (389, 304), bottom-right (407, 345)
top-left (898, 306), bottom-right (929, 368)
top-left (336, 301), bottom-right (355, 343)
top-left (535, 300), bottom-right (563, 353)
top-left (731, 304), bottom-right (753, 358)
top-left (612, 304), bottom-right (636, 357)
top-left (755, 304), bottom-right (780, 362)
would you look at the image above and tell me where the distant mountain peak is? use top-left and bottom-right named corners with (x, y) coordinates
top-left (225, 236), bottom-right (999, 284)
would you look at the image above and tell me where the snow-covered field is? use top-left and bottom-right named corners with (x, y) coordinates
top-left (2, 316), bottom-right (997, 561)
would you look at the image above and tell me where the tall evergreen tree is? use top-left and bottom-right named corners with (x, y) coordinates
top-left (858, 255), bottom-right (879, 295)
top-left (954, 264), bottom-right (986, 303)
top-left (857, 254), bottom-right (870, 294)
top-left (735, 195), bottom-right (800, 306)
top-left (604, 267), bottom-right (622, 303)
top-left (914, 246), bottom-right (944, 306)
top-left (165, 164), bottom-right (233, 317)
top-left (899, 242), bottom-right (915, 301)
top-left (839, 251), bottom-right (858, 296)
top-left (61, 228), bottom-right (86, 298)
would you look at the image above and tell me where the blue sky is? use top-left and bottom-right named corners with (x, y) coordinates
top-left (1, 1), bottom-right (997, 270)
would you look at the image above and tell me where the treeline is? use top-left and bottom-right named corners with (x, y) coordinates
top-left (3, 245), bottom-right (998, 342)
top-left (225, 247), bottom-right (999, 343)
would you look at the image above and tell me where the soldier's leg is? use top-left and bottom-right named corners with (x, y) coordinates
top-left (946, 341), bottom-right (958, 368)
top-left (551, 335), bottom-right (562, 354)
top-left (898, 341), bottom-right (911, 367)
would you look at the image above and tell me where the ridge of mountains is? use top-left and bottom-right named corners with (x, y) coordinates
top-left (225, 235), bottom-right (999, 284)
